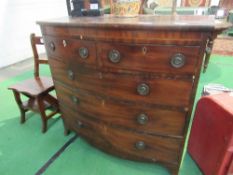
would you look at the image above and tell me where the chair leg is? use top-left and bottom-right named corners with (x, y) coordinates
top-left (12, 91), bottom-right (26, 124)
top-left (37, 96), bottom-right (48, 133)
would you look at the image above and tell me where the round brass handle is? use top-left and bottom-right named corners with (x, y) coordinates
top-left (77, 121), bottom-right (84, 128)
top-left (206, 47), bottom-right (212, 54)
top-left (72, 96), bottom-right (79, 104)
top-left (170, 53), bottom-right (186, 68)
top-left (49, 42), bottom-right (55, 51)
top-left (79, 47), bottom-right (89, 59)
top-left (135, 141), bottom-right (146, 150)
top-left (67, 70), bottom-right (74, 80)
top-left (137, 83), bottom-right (150, 96)
top-left (137, 113), bottom-right (148, 125)
top-left (108, 49), bottom-right (121, 63)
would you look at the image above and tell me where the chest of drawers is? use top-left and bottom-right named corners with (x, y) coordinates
top-left (38, 15), bottom-right (230, 175)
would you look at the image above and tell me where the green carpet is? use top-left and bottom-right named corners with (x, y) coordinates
top-left (0, 55), bottom-right (233, 175)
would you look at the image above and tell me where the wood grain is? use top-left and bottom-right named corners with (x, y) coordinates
top-left (39, 15), bottom-right (230, 175)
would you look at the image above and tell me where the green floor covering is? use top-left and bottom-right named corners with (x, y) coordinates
top-left (0, 55), bottom-right (233, 175)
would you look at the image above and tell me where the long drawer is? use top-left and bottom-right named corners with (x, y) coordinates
top-left (49, 59), bottom-right (193, 107)
top-left (60, 104), bottom-right (182, 165)
top-left (97, 42), bottom-right (200, 75)
top-left (73, 69), bottom-right (194, 108)
top-left (55, 82), bottom-right (186, 137)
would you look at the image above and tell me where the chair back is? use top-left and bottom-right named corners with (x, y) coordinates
top-left (30, 33), bottom-right (48, 78)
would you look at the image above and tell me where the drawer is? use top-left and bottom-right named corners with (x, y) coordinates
top-left (97, 42), bottom-right (200, 74)
top-left (53, 81), bottom-right (78, 111)
top-left (72, 88), bottom-right (186, 137)
top-left (73, 69), bottom-right (193, 107)
top-left (60, 107), bottom-right (182, 165)
top-left (44, 35), bottom-right (96, 66)
top-left (49, 59), bottom-right (74, 87)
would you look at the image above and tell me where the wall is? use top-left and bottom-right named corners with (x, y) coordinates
top-left (0, 0), bottom-right (67, 68)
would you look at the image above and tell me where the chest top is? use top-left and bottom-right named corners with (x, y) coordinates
top-left (37, 14), bottom-right (229, 31)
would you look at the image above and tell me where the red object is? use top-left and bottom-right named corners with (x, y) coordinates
top-left (188, 93), bottom-right (233, 175)
top-left (182, 0), bottom-right (209, 7)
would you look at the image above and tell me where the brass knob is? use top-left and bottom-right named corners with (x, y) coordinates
top-left (77, 121), bottom-right (84, 128)
top-left (206, 47), bottom-right (212, 54)
top-left (135, 141), bottom-right (146, 150)
top-left (170, 53), bottom-right (186, 68)
top-left (72, 96), bottom-right (79, 104)
top-left (49, 42), bottom-right (55, 51)
top-left (137, 113), bottom-right (148, 125)
top-left (137, 83), bottom-right (150, 96)
top-left (67, 70), bottom-right (74, 80)
top-left (108, 49), bottom-right (121, 63)
top-left (79, 47), bottom-right (89, 59)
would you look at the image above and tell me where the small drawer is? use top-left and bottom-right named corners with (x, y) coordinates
top-left (61, 111), bottom-right (182, 165)
top-left (49, 59), bottom-right (75, 87)
top-left (72, 88), bottom-right (186, 137)
top-left (73, 70), bottom-right (193, 107)
top-left (44, 35), bottom-right (96, 66)
top-left (97, 42), bottom-right (200, 74)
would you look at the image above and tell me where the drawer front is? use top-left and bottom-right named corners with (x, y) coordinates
top-left (97, 42), bottom-right (200, 74)
top-left (71, 88), bottom-right (186, 137)
top-left (49, 59), bottom-right (74, 87)
top-left (54, 81), bottom-right (78, 111)
top-left (44, 35), bottom-right (96, 65)
top-left (61, 106), bottom-right (182, 165)
top-left (73, 69), bottom-right (193, 107)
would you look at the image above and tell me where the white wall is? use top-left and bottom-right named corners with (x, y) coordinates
top-left (0, 0), bottom-right (67, 68)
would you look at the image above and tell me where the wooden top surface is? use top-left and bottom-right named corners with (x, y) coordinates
top-left (8, 77), bottom-right (54, 96)
top-left (37, 15), bottom-right (231, 32)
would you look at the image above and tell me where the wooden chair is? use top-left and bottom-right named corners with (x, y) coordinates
top-left (8, 33), bottom-right (59, 133)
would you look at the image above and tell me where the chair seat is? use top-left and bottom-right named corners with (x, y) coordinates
top-left (8, 76), bottom-right (54, 97)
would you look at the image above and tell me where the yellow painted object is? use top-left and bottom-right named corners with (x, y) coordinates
top-left (111, 0), bottom-right (141, 17)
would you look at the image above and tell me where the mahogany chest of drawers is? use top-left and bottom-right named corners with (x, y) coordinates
top-left (38, 15), bottom-right (230, 174)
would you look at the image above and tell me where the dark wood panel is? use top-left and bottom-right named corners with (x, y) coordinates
top-left (53, 81), bottom-right (76, 111)
top-left (98, 42), bottom-right (200, 75)
top-left (55, 81), bottom-right (186, 137)
top-left (73, 68), bottom-right (193, 107)
top-left (48, 58), bottom-right (74, 87)
top-left (48, 59), bottom-right (193, 108)
top-left (38, 15), bottom-right (231, 175)
top-left (38, 15), bottom-right (217, 31)
top-left (60, 104), bottom-right (182, 165)
top-left (41, 25), bottom-right (204, 45)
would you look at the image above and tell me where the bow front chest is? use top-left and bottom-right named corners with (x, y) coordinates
top-left (38, 15), bottom-right (230, 174)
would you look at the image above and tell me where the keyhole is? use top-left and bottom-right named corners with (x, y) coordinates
top-left (142, 46), bottom-right (147, 55)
